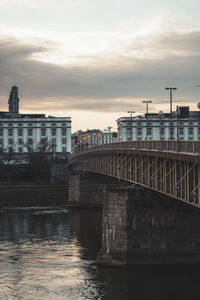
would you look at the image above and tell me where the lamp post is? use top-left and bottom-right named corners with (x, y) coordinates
top-left (107, 126), bottom-right (112, 143)
top-left (135, 116), bottom-right (139, 140)
top-left (165, 87), bottom-right (177, 139)
top-left (142, 100), bottom-right (152, 139)
top-left (127, 111), bottom-right (135, 140)
top-left (158, 110), bottom-right (164, 141)
top-left (176, 106), bottom-right (179, 141)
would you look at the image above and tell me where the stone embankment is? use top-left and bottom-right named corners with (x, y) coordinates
top-left (0, 185), bottom-right (68, 207)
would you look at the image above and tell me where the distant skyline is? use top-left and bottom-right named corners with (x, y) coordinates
top-left (0, 0), bottom-right (200, 131)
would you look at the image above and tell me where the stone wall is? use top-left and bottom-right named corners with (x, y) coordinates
top-left (68, 171), bottom-right (119, 207)
top-left (98, 186), bottom-right (200, 265)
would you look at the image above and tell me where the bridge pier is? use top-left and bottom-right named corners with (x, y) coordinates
top-left (68, 171), bottom-right (118, 207)
top-left (98, 186), bottom-right (200, 266)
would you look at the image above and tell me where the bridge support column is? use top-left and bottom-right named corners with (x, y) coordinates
top-left (98, 186), bottom-right (200, 266)
top-left (68, 171), bottom-right (117, 207)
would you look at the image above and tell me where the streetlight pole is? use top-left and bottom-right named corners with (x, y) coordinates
top-left (142, 100), bottom-right (152, 139)
top-left (158, 110), bottom-right (164, 141)
top-left (127, 111), bottom-right (135, 140)
top-left (107, 126), bottom-right (112, 143)
top-left (165, 87), bottom-right (177, 139)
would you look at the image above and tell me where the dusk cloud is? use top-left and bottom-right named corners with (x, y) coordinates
top-left (0, 27), bottom-right (200, 115)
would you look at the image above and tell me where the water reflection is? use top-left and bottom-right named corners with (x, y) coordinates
top-left (1, 207), bottom-right (200, 300)
top-left (0, 207), bottom-right (103, 300)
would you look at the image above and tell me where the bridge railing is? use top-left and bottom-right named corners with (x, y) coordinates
top-left (72, 140), bottom-right (200, 157)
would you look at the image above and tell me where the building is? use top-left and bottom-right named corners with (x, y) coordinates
top-left (72, 129), bottom-right (118, 152)
top-left (0, 86), bottom-right (71, 156)
top-left (117, 106), bottom-right (200, 141)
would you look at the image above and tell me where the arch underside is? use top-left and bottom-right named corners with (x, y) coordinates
top-left (71, 151), bottom-right (200, 208)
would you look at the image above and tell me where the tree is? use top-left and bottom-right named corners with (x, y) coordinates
top-left (0, 147), bottom-right (16, 184)
top-left (24, 138), bottom-right (55, 183)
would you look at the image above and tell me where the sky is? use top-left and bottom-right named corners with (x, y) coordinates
top-left (0, 0), bottom-right (200, 132)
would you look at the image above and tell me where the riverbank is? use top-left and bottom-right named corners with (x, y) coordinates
top-left (0, 185), bottom-right (68, 207)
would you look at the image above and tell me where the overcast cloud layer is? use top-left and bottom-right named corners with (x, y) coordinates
top-left (1, 27), bottom-right (200, 113)
top-left (0, 2), bottom-right (200, 130)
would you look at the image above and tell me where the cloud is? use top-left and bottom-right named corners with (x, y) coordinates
top-left (0, 0), bottom-right (90, 9)
top-left (0, 19), bottom-right (200, 115)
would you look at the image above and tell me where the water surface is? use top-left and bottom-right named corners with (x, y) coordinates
top-left (0, 207), bottom-right (200, 300)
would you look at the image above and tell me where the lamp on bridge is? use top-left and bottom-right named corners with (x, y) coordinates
top-left (127, 111), bottom-right (135, 140)
top-left (142, 100), bottom-right (152, 140)
top-left (158, 110), bottom-right (164, 141)
top-left (165, 87), bottom-right (177, 140)
top-left (107, 126), bottom-right (113, 143)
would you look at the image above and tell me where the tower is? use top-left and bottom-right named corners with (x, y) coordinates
top-left (8, 85), bottom-right (19, 113)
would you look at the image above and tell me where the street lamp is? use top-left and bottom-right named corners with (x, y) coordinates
top-left (142, 100), bottom-right (152, 139)
top-left (107, 126), bottom-right (112, 143)
top-left (165, 87), bottom-right (177, 139)
top-left (135, 116), bottom-right (139, 140)
top-left (158, 110), bottom-right (164, 141)
top-left (127, 111), bottom-right (135, 140)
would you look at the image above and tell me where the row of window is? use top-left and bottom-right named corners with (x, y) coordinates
top-left (127, 127), bottom-right (198, 135)
top-left (3, 147), bottom-right (67, 153)
top-left (0, 128), bottom-right (67, 136)
top-left (124, 120), bottom-right (198, 126)
top-left (0, 122), bottom-right (67, 127)
top-left (0, 138), bottom-right (67, 145)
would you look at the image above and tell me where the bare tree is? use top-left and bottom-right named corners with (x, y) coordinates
top-left (0, 147), bottom-right (15, 184)
top-left (24, 138), bottom-right (54, 183)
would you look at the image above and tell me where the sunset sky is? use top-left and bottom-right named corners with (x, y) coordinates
top-left (0, 0), bottom-right (200, 132)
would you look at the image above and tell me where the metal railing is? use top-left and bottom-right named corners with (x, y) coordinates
top-left (72, 140), bottom-right (200, 157)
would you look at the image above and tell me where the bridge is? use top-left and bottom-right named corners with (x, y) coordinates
top-left (68, 141), bottom-right (200, 265)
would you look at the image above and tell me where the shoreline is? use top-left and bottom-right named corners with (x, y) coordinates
top-left (0, 184), bottom-right (68, 207)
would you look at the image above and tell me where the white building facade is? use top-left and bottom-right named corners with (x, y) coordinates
top-left (0, 86), bottom-right (71, 154)
top-left (117, 107), bottom-right (200, 141)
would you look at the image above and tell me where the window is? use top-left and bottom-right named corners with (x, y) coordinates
top-left (52, 128), bottom-right (56, 136)
top-left (18, 139), bottom-right (23, 145)
top-left (28, 129), bottom-right (32, 136)
top-left (18, 128), bottom-right (23, 136)
top-left (28, 138), bottom-right (32, 145)
top-left (137, 127), bottom-right (142, 135)
top-left (18, 123), bottom-right (22, 127)
top-left (8, 123), bottom-right (13, 126)
top-left (0, 129), bottom-right (3, 136)
top-left (169, 128), bottom-right (174, 135)
top-left (179, 127), bottom-right (184, 135)
top-left (41, 128), bottom-right (46, 136)
top-left (52, 122), bottom-right (56, 127)
top-left (161, 120), bottom-right (165, 126)
top-left (161, 127), bottom-right (165, 135)
top-left (147, 127), bottom-right (152, 135)
top-left (42, 123), bottom-right (46, 127)
top-left (62, 138), bottom-right (66, 144)
top-left (52, 138), bottom-right (56, 144)
top-left (28, 123), bottom-right (32, 126)
top-left (9, 138), bottom-right (12, 145)
top-left (62, 122), bottom-right (66, 127)
top-left (0, 139), bottom-right (3, 145)
top-left (18, 147), bottom-right (23, 153)
top-left (62, 147), bottom-right (66, 152)
top-left (8, 129), bottom-right (13, 136)
top-left (62, 128), bottom-right (66, 136)
top-left (189, 127), bottom-right (193, 135)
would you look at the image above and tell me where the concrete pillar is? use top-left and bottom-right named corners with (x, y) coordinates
top-left (98, 186), bottom-right (200, 266)
top-left (68, 171), bottom-right (119, 207)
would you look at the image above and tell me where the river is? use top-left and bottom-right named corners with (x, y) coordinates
top-left (0, 207), bottom-right (200, 300)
